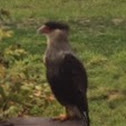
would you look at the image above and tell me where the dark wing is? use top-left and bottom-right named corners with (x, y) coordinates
top-left (59, 54), bottom-right (88, 108)
top-left (60, 53), bottom-right (88, 93)
top-left (59, 54), bottom-right (89, 125)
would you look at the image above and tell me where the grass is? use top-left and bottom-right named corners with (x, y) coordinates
top-left (0, 0), bottom-right (126, 126)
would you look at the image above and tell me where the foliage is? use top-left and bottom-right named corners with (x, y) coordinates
top-left (0, 0), bottom-right (126, 126)
top-left (0, 35), bottom-right (56, 118)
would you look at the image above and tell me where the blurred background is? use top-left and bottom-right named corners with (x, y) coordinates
top-left (0, 0), bottom-right (126, 126)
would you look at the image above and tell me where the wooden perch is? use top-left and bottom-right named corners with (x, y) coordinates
top-left (0, 117), bottom-right (85, 126)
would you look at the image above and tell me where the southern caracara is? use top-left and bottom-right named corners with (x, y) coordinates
top-left (38, 21), bottom-right (90, 126)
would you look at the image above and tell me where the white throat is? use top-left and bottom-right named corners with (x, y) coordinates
top-left (44, 29), bottom-right (73, 63)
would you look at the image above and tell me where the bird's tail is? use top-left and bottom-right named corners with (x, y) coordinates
top-left (82, 111), bottom-right (89, 126)
top-left (78, 108), bottom-right (90, 126)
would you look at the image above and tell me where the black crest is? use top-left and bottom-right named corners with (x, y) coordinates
top-left (44, 21), bottom-right (69, 31)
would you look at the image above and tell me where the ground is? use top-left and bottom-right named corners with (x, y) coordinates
top-left (0, 0), bottom-right (126, 126)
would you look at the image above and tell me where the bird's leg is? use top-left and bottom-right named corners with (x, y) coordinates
top-left (52, 106), bottom-right (81, 121)
top-left (52, 107), bottom-right (71, 121)
top-left (52, 114), bottom-right (69, 121)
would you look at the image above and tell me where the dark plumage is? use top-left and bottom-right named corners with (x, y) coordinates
top-left (38, 21), bottom-right (90, 126)
top-left (44, 21), bottom-right (69, 31)
top-left (47, 54), bottom-right (87, 105)
top-left (47, 54), bottom-right (89, 125)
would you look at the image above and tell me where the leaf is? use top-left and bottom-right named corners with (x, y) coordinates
top-left (0, 86), bottom-right (6, 99)
top-left (34, 91), bottom-right (41, 97)
top-left (0, 64), bottom-right (6, 78)
top-left (0, 29), bottom-right (14, 41)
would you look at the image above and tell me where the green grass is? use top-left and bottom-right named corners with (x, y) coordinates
top-left (0, 0), bottom-right (126, 126)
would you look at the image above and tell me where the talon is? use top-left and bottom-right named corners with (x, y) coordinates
top-left (52, 114), bottom-right (70, 121)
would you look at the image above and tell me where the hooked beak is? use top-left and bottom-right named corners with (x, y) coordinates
top-left (37, 25), bottom-right (50, 34)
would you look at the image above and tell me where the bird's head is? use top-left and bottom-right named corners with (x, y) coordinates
top-left (38, 21), bottom-right (69, 42)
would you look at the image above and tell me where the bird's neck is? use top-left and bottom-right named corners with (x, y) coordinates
top-left (44, 35), bottom-right (73, 63)
top-left (46, 34), bottom-right (71, 52)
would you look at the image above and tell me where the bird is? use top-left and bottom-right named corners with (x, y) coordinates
top-left (38, 21), bottom-right (90, 126)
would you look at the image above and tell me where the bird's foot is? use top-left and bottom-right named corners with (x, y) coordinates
top-left (52, 114), bottom-right (70, 121)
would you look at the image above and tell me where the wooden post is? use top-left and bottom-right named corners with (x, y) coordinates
top-left (1, 117), bottom-right (86, 126)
